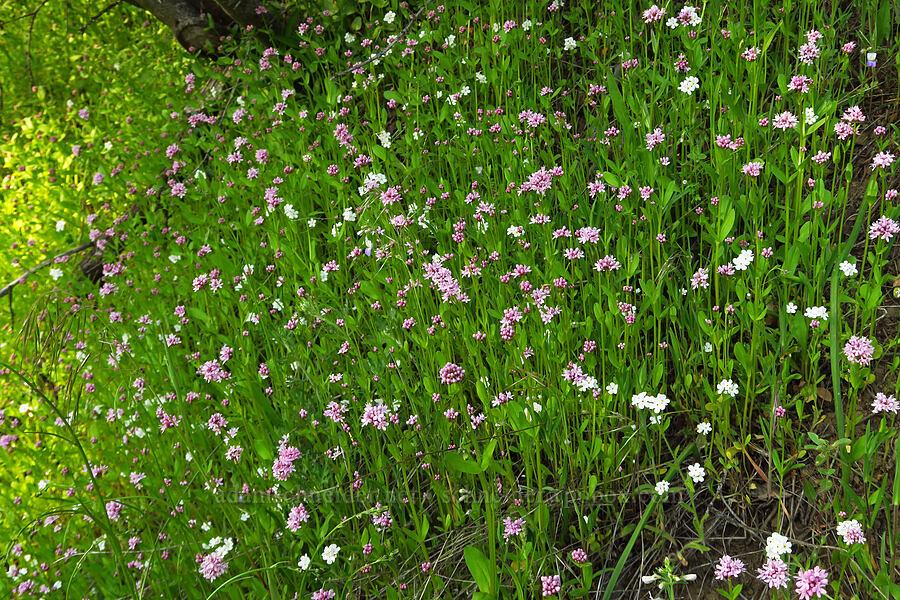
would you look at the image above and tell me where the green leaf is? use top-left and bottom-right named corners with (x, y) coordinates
top-left (464, 545), bottom-right (493, 594)
top-left (446, 453), bottom-right (485, 474)
top-left (480, 439), bottom-right (497, 470)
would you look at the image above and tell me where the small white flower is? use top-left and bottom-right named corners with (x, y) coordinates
top-left (732, 249), bottom-right (754, 271)
top-left (839, 261), bottom-right (858, 276)
top-left (307, 218), bottom-right (316, 228)
top-left (804, 107), bottom-right (818, 125)
top-left (49, 268), bottom-right (63, 281)
top-left (475, 72), bottom-right (487, 84)
top-left (804, 305), bottom-right (828, 320)
top-left (344, 33), bottom-right (356, 44)
top-left (168, 255), bottom-right (182, 263)
top-left (376, 130), bottom-right (392, 148)
top-left (104, 141), bottom-right (113, 151)
top-left (687, 463), bottom-right (705, 483)
top-left (717, 379), bottom-right (739, 397)
top-left (298, 554), bottom-right (311, 570)
top-left (696, 421), bottom-right (712, 435)
top-left (563, 37), bottom-right (577, 51)
top-left (654, 481), bottom-right (670, 496)
top-left (322, 544), bottom-right (340, 565)
top-left (704, 342), bottom-right (713, 353)
top-left (765, 532), bottom-right (792, 559)
top-left (283, 204), bottom-right (298, 220)
top-left (240, 512), bottom-right (251, 522)
top-left (678, 76), bottom-right (700, 95)
top-left (55, 220), bottom-right (66, 232)
top-left (786, 302), bottom-right (798, 314)
top-left (836, 519), bottom-right (865, 544)
top-left (522, 19), bottom-right (532, 31)
top-left (383, 11), bottom-right (396, 24)
top-left (606, 382), bottom-right (618, 395)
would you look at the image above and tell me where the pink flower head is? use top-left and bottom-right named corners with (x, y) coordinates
top-left (795, 566), bottom-right (828, 599)
top-left (439, 362), bottom-right (465, 384)
top-left (843, 335), bottom-right (875, 366)
top-left (869, 215), bottom-right (900, 242)
top-left (106, 501), bottom-right (123, 521)
top-left (836, 519), bottom-right (866, 545)
top-left (594, 255), bottom-right (622, 272)
top-left (286, 504), bottom-right (310, 532)
top-left (757, 558), bottom-right (789, 589)
top-left (503, 516), bottom-right (525, 540)
top-left (642, 4), bottom-right (665, 23)
top-left (772, 111), bottom-right (799, 130)
top-left (714, 555), bottom-right (746, 580)
top-left (198, 552), bottom-right (229, 582)
top-left (540, 574), bottom-right (562, 597)
top-left (872, 152), bottom-right (895, 170)
top-left (742, 161), bottom-right (763, 177)
top-left (872, 392), bottom-right (899, 414)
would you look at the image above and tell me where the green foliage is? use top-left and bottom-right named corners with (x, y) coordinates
top-left (0, 0), bottom-right (899, 599)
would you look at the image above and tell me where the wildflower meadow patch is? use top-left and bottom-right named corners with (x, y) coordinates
top-left (1, 0), bottom-right (899, 598)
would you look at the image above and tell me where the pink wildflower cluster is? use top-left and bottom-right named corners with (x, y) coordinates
top-left (519, 165), bottom-right (563, 195)
top-left (272, 437), bottom-right (301, 481)
top-left (843, 335), bottom-right (875, 366)
top-left (198, 552), bottom-right (228, 582)
top-left (439, 362), bottom-right (465, 384)
top-left (286, 504), bottom-right (310, 532)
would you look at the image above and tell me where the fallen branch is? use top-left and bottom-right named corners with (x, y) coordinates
top-left (0, 241), bottom-right (94, 300)
top-left (78, 0), bottom-right (125, 34)
top-left (332, 5), bottom-right (426, 79)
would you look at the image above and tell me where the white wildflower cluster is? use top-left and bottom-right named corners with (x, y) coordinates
top-left (322, 543), bottom-right (340, 564)
top-left (576, 376), bottom-right (598, 392)
top-left (358, 171), bottom-right (387, 196)
top-left (666, 5), bottom-right (701, 28)
top-left (716, 379), bottom-right (739, 397)
top-left (687, 462), bottom-right (705, 483)
top-left (765, 532), bottom-right (792, 560)
top-left (202, 536), bottom-right (234, 559)
top-left (678, 76), bottom-right (700, 95)
top-left (838, 261), bottom-right (858, 276)
top-left (805, 106), bottom-right (818, 125)
top-left (631, 392), bottom-right (670, 413)
top-left (376, 130), bottom-right (392, 148)
top-left (803, 305), bottom-right (828, 321)
top-left (732, 249), bottom-right (754, 271)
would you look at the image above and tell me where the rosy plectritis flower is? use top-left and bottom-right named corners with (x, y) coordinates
top-left (843, 335), bottom-right (875, 366)
top-left (439, 362), bottom-right (465, 384)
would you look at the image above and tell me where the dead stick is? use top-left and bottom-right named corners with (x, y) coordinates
top-left (332, 6), bottom-right (426, 79)
top-left (0, 241), bottom-right (94, 300)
